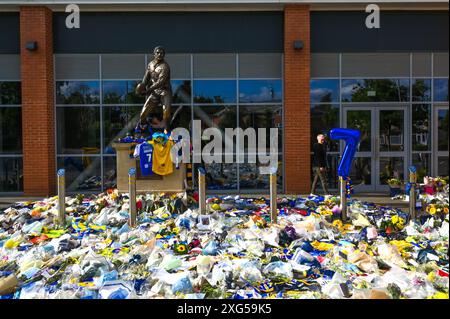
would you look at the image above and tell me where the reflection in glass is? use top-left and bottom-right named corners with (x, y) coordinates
top-left (434, 78), bottom-right (449, 102)
top-left (438, 156), bottom-right (449, 177)
top-left (341, 79), bottom-right (409, 102)
top-left (172, 80), bottom-right (191, 104)
top-left (412, 79), bottom-right (431, 102)
top-left (170, 105), bottom-right (192, 130)
top-left (57, 107), bottom-right (100, 154)
top-left (0, 82), bottom-right (21, 105)
top-left (438, 109), bottom-right (449, 151)
top-left (326, 154), bottom-right (339, 189)
top-left (193, 105), bottom-right (237, 155)
top-left (310, 79), bottom-right (339, 103)
top-left (239, 105), bottom-right (282, 153)
top-left (311, 104), bottom-right (340, 152)
top-left (103, 105), bottom-right (141, 150)
top-left (310, 153), bottom-right (339, 190)
top-left (56, 81), bottom-right (100, 104)
top-left (412, 153), bottom-right (431, 182)
top-left (193, 80), bottom-right (236, 103)
top-left (379, 157), bottom-right (404, 185)
top-left (346, 110), bottom-right (371, 152)
top-left (103, 156), bottom-right (117, 190)
top-left (239, 155), bottom-right (283, 190)
top-left (193, 163), bottom-right (237, 190)
top-left (412, 104), bottom-right (431, 151)
top-left (58, 156), bottom-right (102, 192)
top-left (102, 81), bottom-right (144, 104)
top-left (0, 107), bottom-right (22, 153)
top-left (379, 110), bottom-right (404, 152)
top-left (0, 157), bottom-right (23, 192)
top-left (239, 80), bottom-right (282, 103)
top-left (350, 157), bottom-right (371, 186)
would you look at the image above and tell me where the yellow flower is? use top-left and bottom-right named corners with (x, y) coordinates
top-left (428, 292), bottom-right (449, 299)
top-left (391, 215), bottom-right (399, 224)
top-left (332, 220), bottom-right (343, 228)
top-left (429, 206), bottom-right (437, 215)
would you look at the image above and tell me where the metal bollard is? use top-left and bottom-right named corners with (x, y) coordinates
top-left (128, 168), bottom-right (137, 227)
top-left (198, 167), bottom-right (206, 215)
top-left (340, 176), bottom-right (347, 221)
top-left (269, 171), bottom-right (278, 224)
top-left (57, 169), bottom-right (66, 227)
top-left (409, 166), bottom-right (417, 220)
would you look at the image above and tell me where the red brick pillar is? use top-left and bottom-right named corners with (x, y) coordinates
top-left (20, 6), bottom-right (56, 196)
top-left (284, 4), bottom-right (311, 194)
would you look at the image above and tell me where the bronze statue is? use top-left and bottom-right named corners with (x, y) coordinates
top-left (135, 46), bottom-right (172, 132)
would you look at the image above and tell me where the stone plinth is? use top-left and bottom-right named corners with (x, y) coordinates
top-left (112, 143), bottom-right (185, 194)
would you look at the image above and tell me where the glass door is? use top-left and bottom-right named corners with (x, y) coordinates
top-left (344, 107), bottom-right (375, 191)
top-left (344, 106), bottom-right (408, 192)
top-left (434, 107), bottom-right (449, 177)
top-left (376, 107), bottom-right (407, 191)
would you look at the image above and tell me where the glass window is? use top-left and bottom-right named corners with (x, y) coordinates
top-left (310, 79), bottom-right (339, 103)
top-left (239, 154), bottom-right (283, 190)
top-left (0, 82), bottom-right (21, 105)
top-left (194, 162), bottom-right (238, 191)
top-left (412, 104), bottom-right (431, 151)
top-left (434, 78), bottom-right (449, 102)
top-left (103, 105), bottom-right (141, 151)
top-left (0, 107), bottom-right (22, 154)
top-left (57, 106), bottom-right (100, 154)
top-left (239, 80), bottom-right (282, 103)
top-left (311, 104), bottom-right (340, 152)
top-left (193, 105), bottom-right (237, 155)
top-left (193, 105), bottom-right (237, 131)
top-left (341, 79), bottom-right (409, 102)
top-left (311, 153), bottom-right (339, 190)
top-left (437, 109), bottom-right (449, 151)
top-left (56, 81), bottom-right (100, 104)
top-left (102, 81), bottom-right (143, 104)
top-left (193, 80), bottom-right (236, 104)
top-left (438, 156), bottom-right (449, 177)
top-left (170, 105), bottom-right (191, 131)
top-left (412, 153), bottom-right (431, 182)
top-left (239, 105), bottom-right (282, 153)
top-left (103, 156), bottom-right (117, 190)
top-left (412, 79), bottom-right (431, 102)
top-left (326, 154), bottom-right (339, 189)
top-left (0, 157), bottom-right (23, 192)
top-left (57, 156), bottom-right (102, 192)
top-left (172, 80), bottom-right (191, 104)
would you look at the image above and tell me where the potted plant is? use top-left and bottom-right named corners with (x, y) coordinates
top-left (387, 178), bottom-right (402, 197)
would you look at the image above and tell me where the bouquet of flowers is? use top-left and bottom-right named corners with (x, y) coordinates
top-left (425, 203), bottom-right (449, 217)
top-left (378, 214), bottom-right (406, 234)
top-left (433, 176), bottom-right (448, 192)
top-left (387, 178), bottom-right (402, 187)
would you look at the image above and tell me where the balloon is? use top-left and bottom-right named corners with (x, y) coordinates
top-left (329, 128), bottom-right (360, 178)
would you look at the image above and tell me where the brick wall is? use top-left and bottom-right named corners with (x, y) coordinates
top-left (284, 4), bottom-right (311, 194)
top-left (20, 6), bottom-right (56, 196)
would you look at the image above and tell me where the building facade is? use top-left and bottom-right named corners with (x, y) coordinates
top-left (0, 1), bottom-right (448, 196)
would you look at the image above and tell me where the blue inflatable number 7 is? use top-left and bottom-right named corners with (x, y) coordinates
top-left (329, 128), bottom-right (361, 178)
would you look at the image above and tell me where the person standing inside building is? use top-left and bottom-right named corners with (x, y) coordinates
top-left (310, 134), bottom-right (330, 195)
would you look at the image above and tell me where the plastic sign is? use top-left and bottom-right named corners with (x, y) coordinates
top-left (330, 128), bottom-right (361, 178)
